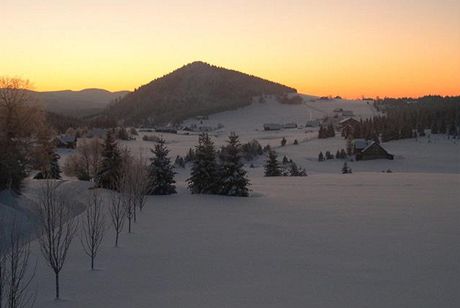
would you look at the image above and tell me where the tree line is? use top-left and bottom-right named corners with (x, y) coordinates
top-left (344, 96), bottom-right (460, 141)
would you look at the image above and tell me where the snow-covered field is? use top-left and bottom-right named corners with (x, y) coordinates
top-left (2, 97), bottom-right (460, 307)
top-left (31, 172), bottom-right (460, 308)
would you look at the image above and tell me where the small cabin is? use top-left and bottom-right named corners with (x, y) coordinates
top-left (339, 117), bottom-right (360, 129)
top-left (263, 123), bottom-right (282, 131)
top-left (155, 127), bottom-right (178, 134)
top-left (354, 140), bottom-right (394, 161)
top-left (283, 123), bottom-right (298, 129)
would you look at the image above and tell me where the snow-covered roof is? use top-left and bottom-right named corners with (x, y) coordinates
top-left (353, 139), bottom-right (369, 150)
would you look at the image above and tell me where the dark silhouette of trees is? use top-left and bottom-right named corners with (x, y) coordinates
top-left (148, 138), bottom-right (176, 195)
top-left (188, 133), bottom-right (219, 194)
top-left (218, 133), bottom-right (250, 196)
top-left (96, 132), bottom-right (122, 189)
top-left (264, 150), bottom-right (281, 176)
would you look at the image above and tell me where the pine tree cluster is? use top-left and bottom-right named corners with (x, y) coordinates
top-left (318, 124), bottom-right (336, 139)
top-left (344, 96), bottom-right (460, 141)
top-left (265, 152), bottom-right (306, 177)
top-left (188, 133), bottom-right (250, 197)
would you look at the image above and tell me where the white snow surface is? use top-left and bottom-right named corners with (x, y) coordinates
top-left (30, 172), bottom-right (460, 308)
top-left (2, 98), bottom-right (460, 307)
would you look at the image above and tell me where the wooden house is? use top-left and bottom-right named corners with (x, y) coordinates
top-left (354, 140), bottom-right (394, 161)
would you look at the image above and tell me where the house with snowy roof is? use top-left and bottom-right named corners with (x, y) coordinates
top-left (353, 139), bottom-right (394, 161)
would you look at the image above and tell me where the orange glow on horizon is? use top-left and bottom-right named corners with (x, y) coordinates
top-left (2, 0), bottom-right (459, 99)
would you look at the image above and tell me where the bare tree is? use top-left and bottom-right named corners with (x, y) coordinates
top-left (63, 138), bottom-right (103, 180)
top-left (4, 219), bottom-right (36, 308)
top-left (0, 219), bottom-right (6, 308)
top-left (108, 190), bottom-right (126, 247)
top-left (131, 154), bottom-right (150, 213)
top-left (117, 171), bottom-right (135, 233)
top-left (36, 181), bottom-right (77, 300)
top-left (80, 191), bottom-right (106, 270)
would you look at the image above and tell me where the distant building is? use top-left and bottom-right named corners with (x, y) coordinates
top-left (353, 139), bottom-right (394, 161)
top-left (155, 127), bottom-right (178, 134)
top-left (283, 123), bottom-right (298, 129)
top-left (339, 117), bottom-right (360, 129)
top-left (263, 123), bottom-right (282, 131)
top-left (55, 134), bottom-right (76, 149)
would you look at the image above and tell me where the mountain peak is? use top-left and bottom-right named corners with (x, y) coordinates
top-left (108, 62), bottom-right (296, 125)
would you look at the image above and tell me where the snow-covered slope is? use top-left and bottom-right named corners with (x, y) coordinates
top-left (30, 172), bottom-right (460, 308)
top-left (3, 95), bottom-right (460, 308)
top-left (183, 95), bottom-right (377, 132)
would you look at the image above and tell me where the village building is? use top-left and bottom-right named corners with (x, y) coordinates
top-left (339, 117), bottom-right (360, 129)
top-left (263, 123), bottom-right (282, 131)
top-left (339, 117), bottom-right (361, 138)
top-left (155, 127), bottom-right (178, 134)
top-left (353, 139), bottom-right (394, 160)
top-left (283, 123), bottom-right (298, 129)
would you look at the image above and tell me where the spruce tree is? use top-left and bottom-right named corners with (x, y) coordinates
top-left (218, 133), bottom-right (250, 196)
top-left (36, 152), bottom-right (61, 179)
top-left (281, 137), bottom-right (287, 146)
top-left (95, 131), bottom-right (122, 189)
top-left (148, 138), bottom-right (176, 195)
top-left (48, 153), bottom-right (62, 179)
top-left (264, 150), bottom-right (281, 176)
top-left (289, 161), bottom-right (307, 176)
top-left (188, 133), bottom-right (219, 194)
top-left (327, 124), bottom-right (335, 137)
top-left (318, 151), bottom-right (324, 162)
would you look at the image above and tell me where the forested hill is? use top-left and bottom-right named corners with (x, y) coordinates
top-left (31, 88), bottom-right (129, 117)
top-left (106, 61), bottom-right (297, 125)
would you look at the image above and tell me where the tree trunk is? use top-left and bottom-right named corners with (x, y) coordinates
top-left (128, 218), bottom-right (132, 233)
top-left (91, 256), bottom-right (95, 270)
top-left (55, 272), bottom-right (60, 300)
top-left (115, 232), bottom-right (119, 247)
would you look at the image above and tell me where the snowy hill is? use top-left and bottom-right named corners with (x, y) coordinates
top-left (183, 94), bottom-right (377, 132)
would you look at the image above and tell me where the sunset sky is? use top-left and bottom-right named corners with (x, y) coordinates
top-left (2, 0), bottom-right (459, 98)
